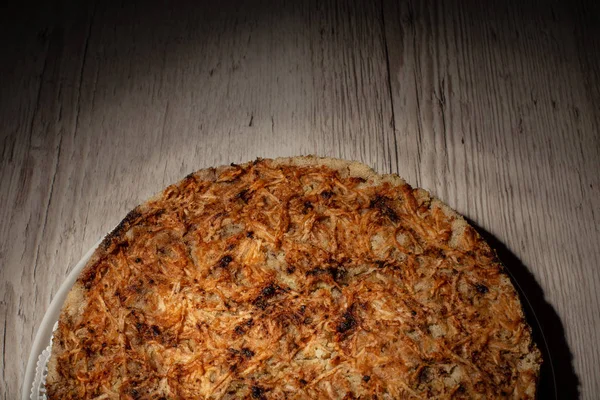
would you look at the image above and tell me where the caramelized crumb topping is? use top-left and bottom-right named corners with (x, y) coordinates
top-left (47, 158), bottom-right (540, 399)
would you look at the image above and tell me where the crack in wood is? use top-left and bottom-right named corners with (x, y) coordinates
top-left (26, 40), bottom-right (51, 148)
top-left (32, 134), bottom-right (63, 280)
top-left (2, 317), bottom-right (7, 392)
top-left (73, 1), bottom-right (97, 139)
top-left (380, 0), bottom-right (399, 175)
top-left (405, 0), bottom-right (424, 187)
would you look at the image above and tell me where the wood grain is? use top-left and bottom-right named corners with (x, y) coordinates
top-left (1, 0), bottom-right (598, 398)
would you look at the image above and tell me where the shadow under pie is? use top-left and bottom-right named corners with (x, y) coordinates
top-left (467, 219), bottom-right (579, 399)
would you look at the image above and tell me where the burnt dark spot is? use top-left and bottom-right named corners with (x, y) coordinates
top-left (336, 310), bottom-right (357, 335)
top-left (102, 342), bottom-right (107, 348)
top-left (261, 283), bottom-right (277, 297)
top-left (218, 255), bottom-right (233, 268)
top-left (228, 348), bottom-right (240, 355)
top-left (254, 284), bottom-right (279, 309)
top-left (234, 319), bottom-right (253, 335)
top-left (474, 283), bottom-right (489, 294)
top-left (134, 257), bottom-right (142, 263)
top-left (236, 189), bottom-right (252, 202)
top-left (241, 347), bottom-right (255, 358)
top-left (130, 282), bottom-right (143, 294)
top-left (306, 266), bottom-right (346, 283)
top-left (82, 270), bottom-right (97, 289)
top-left (251, 385), bottom-right (266, 399)
top-left (370, 195), bottom-right (399, 222)
top-left (329, 266), bottom-right (346, 282)
top-left (303, 201), bottom-right (314, 214)
top-left (246, 231), bottom-right (254, 238)
top-left (136, 322), bottom-right (144, 331)
top-left (226, 243), bottom-right (236, 251)
top-left (286, 265), bottom-right (296, 274)
top-left (411, 310), bottom-right (417, 316)
top-left (418, 367), bottom-right (433, 384)
top-left (148, 279), bottom-right (155, 284)
top-left (299, 305), bottom-right (306, 314)
top-left (306, 267), bottom-right (325, 276)
top-left (229, 364), bottom-right (238, 372)
top-left (303, 317), bottom-right (313, 324)
top-left (321, 190), bottom-right (334, 199)
top-left (151, 325), bottom-right (161, 336)
top-left (362, 375), bottom-right (371, 382)
top-left (130, 388), bottom-right (139, 398)
top-left (254, 298), bottom-right (267, 310)
top-left (457, 385), bottom-right (466, 394)
top-left (299, 378), bottom-right (308, 385)
top-left (234, 325), bottom-right (245, 335)
top-left (337, 317), bottom-right (355, 333)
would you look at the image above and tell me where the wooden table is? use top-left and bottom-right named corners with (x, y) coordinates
top-left (1, 0), bottom-right (598, 398)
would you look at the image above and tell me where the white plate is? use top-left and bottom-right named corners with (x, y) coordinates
top-left (22, 239), bottom-right (102, 400)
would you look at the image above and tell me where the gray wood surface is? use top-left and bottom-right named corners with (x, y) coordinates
top-left (1, 0), bottom-right (598, 398)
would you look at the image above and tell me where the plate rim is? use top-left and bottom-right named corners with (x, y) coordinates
top-left (22, 239), bottom-right (102, 400)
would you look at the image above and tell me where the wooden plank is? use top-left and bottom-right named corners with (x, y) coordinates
top-left (382, 0), bottom-right (599, 398)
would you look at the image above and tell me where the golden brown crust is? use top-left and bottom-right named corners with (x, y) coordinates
top-left (47, 156), bottom-right (541, 399)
